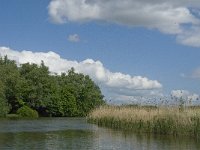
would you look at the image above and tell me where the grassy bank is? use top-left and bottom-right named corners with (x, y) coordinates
top-left (87, 105), bottom-right (200, 137)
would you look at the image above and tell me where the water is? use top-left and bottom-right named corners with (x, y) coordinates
top-left (0, 118), bottom-right (199, 150)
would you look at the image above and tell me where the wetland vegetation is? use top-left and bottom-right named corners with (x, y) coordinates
top-left (1, 56), bottom-right (200, 140)
top-left (88, 105), bottom-right (200, 138)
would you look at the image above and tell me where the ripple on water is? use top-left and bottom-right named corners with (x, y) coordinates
top-left (0, 118), bottom-right (200, 150)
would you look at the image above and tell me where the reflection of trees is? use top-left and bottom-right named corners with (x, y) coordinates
top-left (0, 132), bottom-right (47, 149)
top-left (0, 133), bottom-right (14, 149)
top-left (0, 130), bottom-right (95, 150)
top-left (44, 130), bottom-right (94, 149)
top-left (1, 119), bottom-right (200, 150)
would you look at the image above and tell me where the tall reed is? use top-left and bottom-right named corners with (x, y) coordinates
top-left (87, 105), bottom-right (200, 137)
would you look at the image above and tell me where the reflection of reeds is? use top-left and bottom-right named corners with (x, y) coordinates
top-left (87, 105), bottom-right (200, 137)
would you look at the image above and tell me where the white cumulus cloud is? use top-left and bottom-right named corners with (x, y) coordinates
top-left (0, 46), bottom-right (162, 103)
top-left (48, 0), bottom-right (200, 47)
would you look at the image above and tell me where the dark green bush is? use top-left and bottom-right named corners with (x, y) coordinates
top-left (17, 106), bottom-right (39, 118)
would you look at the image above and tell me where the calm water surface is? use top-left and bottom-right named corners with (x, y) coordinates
top-left (0, 118), bottom-right (199, 150)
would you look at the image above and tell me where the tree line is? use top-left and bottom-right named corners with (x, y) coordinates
top-left (0, 56), bottom-right (105, 117)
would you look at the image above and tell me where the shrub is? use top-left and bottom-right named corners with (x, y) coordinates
top-left (17, 106), bottom-right (39, 118)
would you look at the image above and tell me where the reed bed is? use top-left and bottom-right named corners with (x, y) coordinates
top-left (87, 105), bottom-right (200, 137)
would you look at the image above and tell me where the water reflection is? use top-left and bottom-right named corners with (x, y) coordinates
top-left (0, 118), bottom-right (200, 150)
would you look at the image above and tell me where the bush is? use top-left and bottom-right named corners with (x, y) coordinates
top-left (17, 106), bottom-right (39, 118)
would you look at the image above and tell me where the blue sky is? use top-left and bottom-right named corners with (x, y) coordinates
top-left (0, 0), bottom-right (200, 104)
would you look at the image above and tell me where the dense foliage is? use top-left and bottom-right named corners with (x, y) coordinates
top-left (0, 80), bottom-right (10, 117)
top-left (0, 56), bottom-right (105, 117)
top-left (17, 106), bottom-right (39, 118)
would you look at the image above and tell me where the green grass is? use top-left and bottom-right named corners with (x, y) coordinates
top-left (87, 105), bottom-right (200, 138)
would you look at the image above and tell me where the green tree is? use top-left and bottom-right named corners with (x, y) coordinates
top-left (0, 56), bottom-right (21, 113)
top-left (0, 57), bottom-right (105, 117)
top-left (46, 83), bottom-right (78, 117)
top-left (59, 68), bottom-right (105, 116)
top-left (60, 86), bottom-right (77, 116)
top-left (0, 80), bottom-right (10, 117)
top-left (19, 62), bottom-right (53, 112)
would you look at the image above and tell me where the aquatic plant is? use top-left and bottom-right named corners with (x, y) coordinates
top-left (88, 105), bottom-right (200, 137)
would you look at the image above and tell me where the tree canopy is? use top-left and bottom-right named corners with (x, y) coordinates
top-left (0, 56), bottom-right (105, 117)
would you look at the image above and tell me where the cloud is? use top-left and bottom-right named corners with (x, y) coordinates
top-left (176, 26), bottom-right (200, 47)
top-left (48, 0), bottom-right (200, 47)
top-left (171, 90), bottom-right (199, 104)
top-left (0, 46), bottom-right (162, 103)
top-left (68, 34), bottom-right (80, 42)
top-left (104, 89), bottom-right (164, 105)
top-left (181, 68), bottom-right (200, 79)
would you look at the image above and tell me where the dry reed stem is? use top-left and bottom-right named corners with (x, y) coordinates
top-left (88, 106), bottom-right (200, 136)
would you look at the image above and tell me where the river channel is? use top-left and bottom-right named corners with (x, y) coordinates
top-left (0, 118), bottom-right (199, 150)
